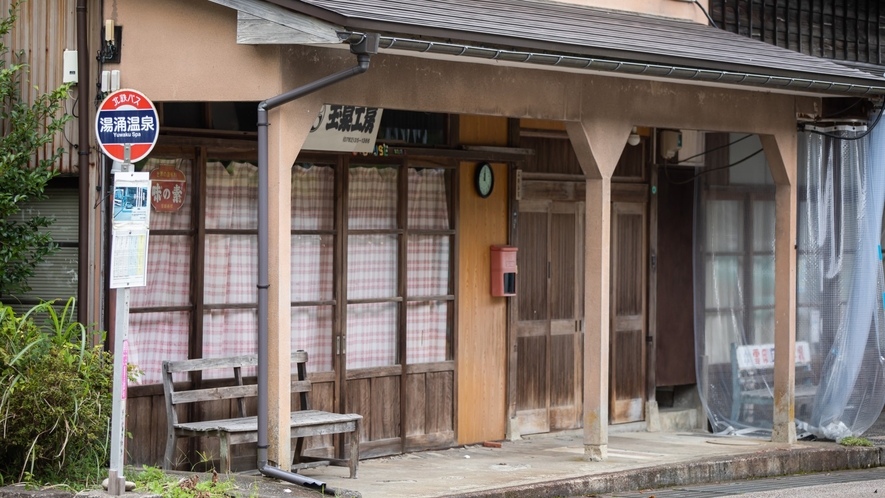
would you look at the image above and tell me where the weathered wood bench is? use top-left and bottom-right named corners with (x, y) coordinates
top-left (730, 341), bottom-right (817, 422)
top-left (161, 350), bottom-right (362, 477)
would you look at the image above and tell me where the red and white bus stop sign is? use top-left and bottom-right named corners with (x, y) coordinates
top-left (95, 89), bottom-right (159, 163)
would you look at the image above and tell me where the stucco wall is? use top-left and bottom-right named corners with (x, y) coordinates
top-left (108, 0), bottom-right (281, 100)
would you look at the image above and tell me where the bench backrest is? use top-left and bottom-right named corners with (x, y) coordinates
top-left (162, 350), bottom-right (310, 426)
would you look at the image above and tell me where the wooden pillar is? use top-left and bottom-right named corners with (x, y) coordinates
top-left (565, 119), bottom-right (632, 461)
top-left (760, 132), bottom-right (798, 444)
top-left (265, 102), bottom-right (318, 468)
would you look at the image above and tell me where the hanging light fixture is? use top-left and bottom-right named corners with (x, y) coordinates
top-left (627, 126), bottom-right (641, 146)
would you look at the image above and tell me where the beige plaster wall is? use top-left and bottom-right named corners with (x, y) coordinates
top-left (553, 0), bottom-right (709, 23)
top-left (279, 46), bottom-right (800, 138)
top-left (108, 0), bottom-right (281, 101)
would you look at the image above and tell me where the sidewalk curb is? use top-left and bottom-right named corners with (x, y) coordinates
top-left (451, 445), bottom-right (884, 498)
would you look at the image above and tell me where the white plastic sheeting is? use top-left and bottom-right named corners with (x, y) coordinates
top-left (694, 126), bottom-right (885, 440)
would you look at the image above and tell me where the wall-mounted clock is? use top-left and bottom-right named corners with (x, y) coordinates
top-left (474, 162), bottom-right (494, 198)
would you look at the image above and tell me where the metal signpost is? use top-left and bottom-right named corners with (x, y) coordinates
top-left (96, 89), bottom-right (159, 495)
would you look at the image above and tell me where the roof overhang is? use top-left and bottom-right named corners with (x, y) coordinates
top-left (212, 0), bottom-right (885, 97)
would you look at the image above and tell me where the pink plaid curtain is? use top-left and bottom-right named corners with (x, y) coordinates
top-left (202, 161), bottom-right (259, 379)
top-left (128, 161), bottom-right (451, 384)
top-left (406, 169), bottom-right (449, 364)
top-left (291, 165), bottom-right (335, 372)
top-left (129, 159), bottom-right (194, 384)
top-left (346, 167), bottom-right (398, 369)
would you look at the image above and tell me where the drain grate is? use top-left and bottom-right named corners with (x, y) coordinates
top-left (610, 467), bottom-right (885, 497)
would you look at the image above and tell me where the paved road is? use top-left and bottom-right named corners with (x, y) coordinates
top-left (600, 467), bottom-right (885, 497)
top-left (592, 409), bottom-right (885, 498)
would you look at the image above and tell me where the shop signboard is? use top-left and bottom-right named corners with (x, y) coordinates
top-left (302, 104), bottom-right (383, 153)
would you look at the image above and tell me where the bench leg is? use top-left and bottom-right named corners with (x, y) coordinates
top-left (164, 431), bottom-right (177, 470)
top-left (349, 419), bottom-right (361, 479)
top-left (219, 433), bottom-right (231, 474)
top-left (293, 436), bottom-right (305, 466)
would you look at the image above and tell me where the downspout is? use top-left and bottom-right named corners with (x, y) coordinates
top-left (256, 32), bottom-right (378, 492)
top-left (76, 0), bottom-right (90, 324)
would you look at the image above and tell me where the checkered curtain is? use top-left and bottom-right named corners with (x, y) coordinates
top-left (346, 167), bottom-right (398, 368)
top-left (291, 165), bottom-right (335, 372)
top-left (202, 161), bottom-right (259, 379)
top-left (406, 169), bottom-right (449, 363)
top-left (129, 159), bottom-right (194, 384)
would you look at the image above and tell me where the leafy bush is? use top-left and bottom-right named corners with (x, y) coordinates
top-left (0, 299), bottom-right (113, 486)
top-left (0, 0), bottom-right (73, 296)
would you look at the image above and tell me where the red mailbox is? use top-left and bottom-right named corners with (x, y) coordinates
top-left (491, 245), bottom-right (518, 297)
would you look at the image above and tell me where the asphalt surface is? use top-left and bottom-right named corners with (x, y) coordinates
top-left (602, 467), bottom-right (885, 497)
top-left (592, 408), bottom-right (885, 498)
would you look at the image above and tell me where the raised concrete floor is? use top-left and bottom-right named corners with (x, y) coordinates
top-left (306, 429), bottom-right (884, 498)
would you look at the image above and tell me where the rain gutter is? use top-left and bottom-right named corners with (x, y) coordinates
top-left (256, 31), bottom-right (378, 494)
top-left (76, 0), bottom-right (90, 323)
top-left (370, 36), bottom-right (885, 97)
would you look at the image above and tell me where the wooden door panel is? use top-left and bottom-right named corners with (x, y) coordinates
top-left (370, 376), bottom-right (401, 441)
top-left (517, 211), bottom-right (548, 322)
top-left (516, 335), bottom-right (549, 434)
top-left (516, 336), bottom-right (548, 410)
top-left (610, 202), bottom-right (647, 424)
top-left (517, 321), bottom-right (548, 337)
top-left (550, 212), bottom-right (576, 320)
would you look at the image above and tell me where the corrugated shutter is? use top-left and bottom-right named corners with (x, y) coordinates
top-left (3, 187), bottom-right (79, 315)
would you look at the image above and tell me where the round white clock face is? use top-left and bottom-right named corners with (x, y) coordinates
top-left (475, 163), bottom-right (494, 198)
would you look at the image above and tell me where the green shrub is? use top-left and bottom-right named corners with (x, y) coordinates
top-left (0, 298), bottom-right (113, 486)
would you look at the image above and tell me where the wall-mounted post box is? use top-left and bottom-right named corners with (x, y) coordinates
top-left (491, 245), bottom-right (517, 297)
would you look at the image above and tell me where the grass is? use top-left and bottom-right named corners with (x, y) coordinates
top-left (839, 436), bottom-right (873, 447)
top-left (131, 466), bottom-right (241, 498)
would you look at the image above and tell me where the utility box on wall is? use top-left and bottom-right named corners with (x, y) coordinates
top-left (491, 245), bottom-right (517, 297)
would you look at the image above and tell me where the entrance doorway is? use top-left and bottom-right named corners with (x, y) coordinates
top-left (609, 200), bottom-right (648, 424)
top-left (514, 200), bottom-right (584, 434)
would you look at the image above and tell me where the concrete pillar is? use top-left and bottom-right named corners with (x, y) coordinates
top-left (265, 102), bottom-right (318, 468)
top-left (760, 132), bottom-right (798, 444)
top-left (565, 119), bottom-right (632, 461)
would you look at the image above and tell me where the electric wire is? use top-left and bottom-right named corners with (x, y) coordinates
top-left (800, 103), bottom-right (885, 141)
top-left (694, 0), bottom-right (719, 29)
top-left (663, 147), bottom-right (765, 186)
top-left (820, 98), bottom-right (865, 119)
top-left (672, 132), bottom-right (753, 165)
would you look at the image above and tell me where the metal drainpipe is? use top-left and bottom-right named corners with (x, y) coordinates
top-left (256, 32), bottom-right (378, 493)
top-left (76, 0), bottom-right (89, 324)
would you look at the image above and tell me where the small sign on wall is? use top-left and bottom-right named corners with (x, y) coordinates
top-left (149, 163), bottom-right (186, 212)
top-left (302, 104), bottom-right (383, 153)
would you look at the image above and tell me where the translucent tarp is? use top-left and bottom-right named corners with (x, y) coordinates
top-left (694, 126), bottom-right (885, 440)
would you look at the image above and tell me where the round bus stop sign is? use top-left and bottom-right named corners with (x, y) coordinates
top-left (95, 89), bottom-right (159, 163)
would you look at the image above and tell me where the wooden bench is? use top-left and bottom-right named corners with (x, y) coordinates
top-left (162, 350), bottom-right (362, 477)
top-left (730, 341), bottom-right (817, 422)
